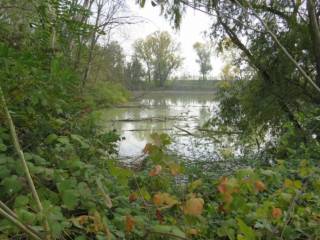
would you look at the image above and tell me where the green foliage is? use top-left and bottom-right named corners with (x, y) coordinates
top-left (1, 0), bottom-right (320, 239)
top-left (134, 31), bottom-right (183, 87)
top-left (193, 42), bottom-right (212, 80)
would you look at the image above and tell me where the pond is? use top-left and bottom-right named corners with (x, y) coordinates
top-left (99, 91), bottom-right (219, 161)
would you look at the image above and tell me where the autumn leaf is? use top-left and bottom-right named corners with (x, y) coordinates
top-left (272, 208), bottom-right (282, 219)
top-left (153, 192), bottom-right (178, 207)
top-left (183, 197), bottom-right (204, 216)
top-left (149, 165), bottom-right (162, 176)
top-left (129, 192), bottom-right (138, 202)
top-left (255, 180), bottom-right (266, 192)
top-left (125, 215), bottom-right (135, 232)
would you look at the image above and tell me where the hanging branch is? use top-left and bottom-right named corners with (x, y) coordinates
top-left (234, 0), bottom-right (320, 94)
top-left (0, 86), bottom-right (51, 240)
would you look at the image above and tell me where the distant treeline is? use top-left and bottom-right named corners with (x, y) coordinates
top-left (130, 79), bottom-right (221, 91)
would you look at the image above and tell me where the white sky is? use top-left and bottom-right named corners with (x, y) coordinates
top-left (114, 1), bottom-right (224, 78)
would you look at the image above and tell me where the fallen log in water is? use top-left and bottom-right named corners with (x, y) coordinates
top-left (109, 116), bottom-right (188, 122)
top-left (124, 128), bottom-right (173, 132)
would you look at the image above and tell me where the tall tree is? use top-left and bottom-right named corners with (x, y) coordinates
top-left (193, 42), bottom-right (212, 80)
top-left (134, 31), bottom-right (182, 87)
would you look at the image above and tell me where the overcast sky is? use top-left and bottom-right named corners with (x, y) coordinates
top-left (114, 1), bottom-right (224, 78)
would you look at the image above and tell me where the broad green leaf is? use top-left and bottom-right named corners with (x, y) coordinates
top-left (150, 225), bottom-right (186, 239)
top-left (237, 219), bottom-right (256, 240)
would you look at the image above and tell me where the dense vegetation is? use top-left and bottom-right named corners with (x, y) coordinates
top-left (1, 0), bottom-right (320, 240)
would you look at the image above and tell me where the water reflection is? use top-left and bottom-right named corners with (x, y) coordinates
top-left (99, 91), bottom-right (218, 160)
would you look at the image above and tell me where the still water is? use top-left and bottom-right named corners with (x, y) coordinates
top-left (100, 91), bottom-right (218, 160)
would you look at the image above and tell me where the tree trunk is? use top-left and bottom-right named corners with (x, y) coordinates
top-left (82, 2), bottom-right (101, 88)
top-left (307, 0), bottom-right (320, 87)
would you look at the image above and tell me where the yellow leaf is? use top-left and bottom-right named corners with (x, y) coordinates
top-left (183, 197), bottom-right (204, 216)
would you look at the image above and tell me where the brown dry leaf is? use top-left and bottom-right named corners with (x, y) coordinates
top-left (255, 180), bottom-right (266, 192)
top-left (183, 197), bottom-right (204, 216)
top-left (149, 165), bottom-right (162, 176)
top-left (272, 208), bottom-right (282, 219)
top-left (129, 192), bottom-right (138, 202)
top-left (125, 215), bottom-right (135, 232)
